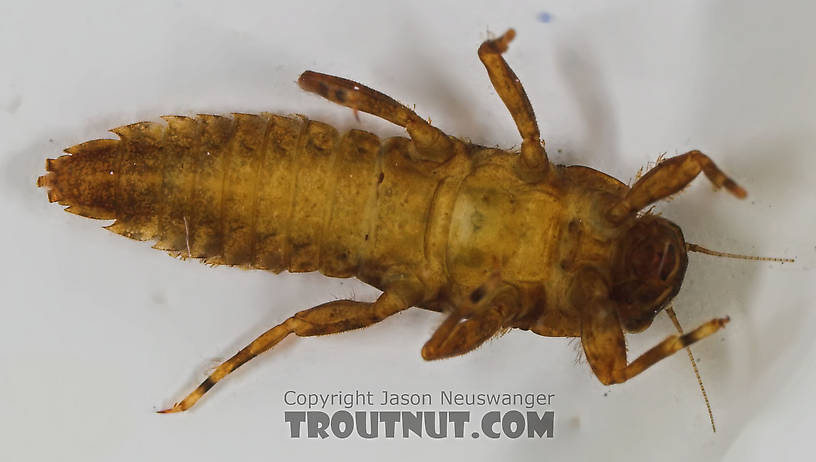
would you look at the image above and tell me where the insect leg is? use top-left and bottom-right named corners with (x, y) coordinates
top-left (572, 268), bottom-right (729, 384)
top-left (478, 29), bottom-right (549, 174)
top-left (581, 298), bottom-right (729, 384)
top-left (420, 306), bottom-right (509, 360)
top-left (298, 70), bottom-right (462, 162)
top-left (158, 290), bottom-right (415, 413)
top-left (607, 150), bottom-right (747, 223)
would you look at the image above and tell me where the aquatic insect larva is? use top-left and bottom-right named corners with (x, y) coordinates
top-left (37, 29), bottom-right (792, 429)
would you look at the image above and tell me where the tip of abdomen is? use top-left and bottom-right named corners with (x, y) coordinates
top-left (38, 138), bottom-right (122, 220)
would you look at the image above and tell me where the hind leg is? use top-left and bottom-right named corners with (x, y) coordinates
top-left (298, 71), bottom-right (462, 162)
top-left (159, 290), bottom-right (415, 413)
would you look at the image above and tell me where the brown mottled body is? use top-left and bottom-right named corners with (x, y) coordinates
top-left (39, 29), bottom-right (762, 421)
top-left (39, 110), bottom-right (630, 334)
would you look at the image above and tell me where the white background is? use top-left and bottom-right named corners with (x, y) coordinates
top-left (1, 0), bottom-right (814, 460)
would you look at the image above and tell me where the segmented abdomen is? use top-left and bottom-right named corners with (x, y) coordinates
top-left (38, 113), bottom-right (429, 278)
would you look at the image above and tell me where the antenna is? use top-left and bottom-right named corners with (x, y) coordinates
top-left (675, 242), bottom-right (792, 431)
top-left (687, 243), bottom-right (794, 263)
top-left (665, 306), bottom-right (717, 433)
top-left (676, 243), bottom-right (792, 431)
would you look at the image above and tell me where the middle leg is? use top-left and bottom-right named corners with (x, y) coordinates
top-left (478, 29), bottom-right (549, 174)
top-left (421, 304), bottom-right (512, 360)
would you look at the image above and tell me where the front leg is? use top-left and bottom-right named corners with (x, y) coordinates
top-left (607, 150), bottom-right (747, 223)
top-left (575, 270), bottom-right (729, 384)
top-left (582, 300), bottom-right (729, 384)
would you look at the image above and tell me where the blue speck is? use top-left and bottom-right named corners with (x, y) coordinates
top-left (537, 12), bottom-right (552, 23)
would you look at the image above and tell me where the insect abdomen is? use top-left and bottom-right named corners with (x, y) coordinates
top-left (38, 113), bottom-right (384, 276)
